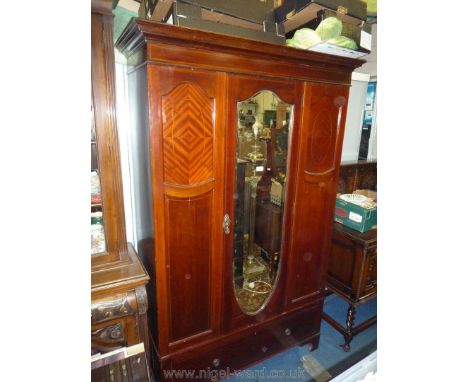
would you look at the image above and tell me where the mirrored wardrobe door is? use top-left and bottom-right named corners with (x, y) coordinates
top-left (224, 76), bottom-right (303, 329)
top-left (91, 101), bottom-right (107, 256)
top-left (233, 90), bottom-right (293, 315)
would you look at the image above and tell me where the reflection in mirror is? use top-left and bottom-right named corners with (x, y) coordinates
top-left (91, 102), bottom-right (106, 255)
top-left (233, 90), bottom-right (292, 314)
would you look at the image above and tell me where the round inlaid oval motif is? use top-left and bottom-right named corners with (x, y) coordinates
top-left (310, 110), bottom-right (333, 167)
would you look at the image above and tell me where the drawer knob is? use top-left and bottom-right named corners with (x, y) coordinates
top-left (212, 358), bottom-right (220, 367)
top-left (261, 346), bottom-right (268, 353)
top-left (284, 328), bottom-right (291, 336)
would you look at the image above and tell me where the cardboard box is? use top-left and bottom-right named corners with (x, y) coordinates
top-left (354, 189), bottom-right (377, 202)
top-left (138, 0), bottom-right (174, 21)
top-left (285, 7), bottom-right (372, 54)
top-left (307, 42), bottom-right (367, 58)
top-left (152, 0), bottom-right (174, 21)
top-left (180, 0), bottom-right (277, 24)
top-left (275, 0), bottom-right (367, 34)
top-left (170, 0), bottom-right (285, 45)
top-left (320, 9), bottom-right (372, 52)
top-left (334, 195), bottom-right (377, 233)
top-left (144, 0), bottom-right (279, 23)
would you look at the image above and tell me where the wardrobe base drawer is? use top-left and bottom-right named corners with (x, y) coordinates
top-left (166, 303), bottom-right (322, 381)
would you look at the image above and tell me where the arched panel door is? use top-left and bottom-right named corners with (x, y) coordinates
top-left (285, 82), bottom-right (350, 308)
top-left (148, 65), bottom-right (227, 355)
top-left (223, 74), bottom-right (303, 332)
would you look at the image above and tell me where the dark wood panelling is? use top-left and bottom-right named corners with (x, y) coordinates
top-left (327, 239), bottom-right (356, 293)
top-left (286, 83), bottom-right (349, 307)
top-left (288, 180), bottom-right (330, 304)
top-left (91, 2), bottom-right (151, 376)
top-left (148, 65), bottom-right (226, 355)
top-left (91, 2), bottom-right (128, 268)
top-left (327, 223), bottom-right (377, 302)
top-left (360, 247), bottom-right (377, 297)
top-left (165, 192), bottom-right (213, 343)
top-left (324, 223), bottom-right (377, 351)
top-left (170, 303), bottom-right (322, 381)
top-left (337, 160), bottom-right (377, 194)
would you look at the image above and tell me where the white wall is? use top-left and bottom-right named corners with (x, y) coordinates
top-left (342, 22), bottom-right (378, 162)
top-left (115, 62), bottom-right (136, 246)
top-left (367, 86), bottom-right (377, 161)
top-left (355, 23), bottom-right (377, 78)
top-left (341, 73), bottom-right (370, 162)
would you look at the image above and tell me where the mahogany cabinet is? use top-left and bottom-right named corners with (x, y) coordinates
top-left (323, 222), bottom-right (377, 351)
top-left (337, 160), bottom-right (377, 195)
top-left (91, 0), bottom-right (150, 367)
top-left (327, 223), bottom-right (377, 302)
top-left (323, 160), bottom-right (377, 351)
top-left (117, 19), bottom-right (363, 381)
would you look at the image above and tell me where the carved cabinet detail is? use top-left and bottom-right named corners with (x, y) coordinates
top-left (91, 296), bottom-right (134, 324)
top-left (91, 283), bottom-right (149, 355)
top-left (92, 323), bottom-right (125, 342)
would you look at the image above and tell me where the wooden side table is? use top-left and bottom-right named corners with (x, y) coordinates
top-left (322, 223), bottom-right (377, 351)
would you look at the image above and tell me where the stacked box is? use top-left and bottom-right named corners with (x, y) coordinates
top-left (275, 0), bottom-right (371, 53)
top-left (275, 0), bottom-right (367, 33)
top-left (334, 197), bottom-right (377, 232)
top-left (181, 0), bottom-right (277, 24)
top-left (169, 0), bottom-right (285, 45)
top-left (138, 0), bottom-right (173, 20)
top-left (313, 9), bottom-right (372, 52)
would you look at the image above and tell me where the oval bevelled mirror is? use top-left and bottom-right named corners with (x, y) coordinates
top-left (232, 90), bottom-right (293, 315)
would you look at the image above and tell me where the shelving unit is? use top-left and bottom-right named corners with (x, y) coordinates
top-left (90, 0), bottom-right (150, 371)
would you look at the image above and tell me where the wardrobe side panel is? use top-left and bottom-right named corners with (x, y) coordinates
top-left (286, 82), bottom-right (350, 307)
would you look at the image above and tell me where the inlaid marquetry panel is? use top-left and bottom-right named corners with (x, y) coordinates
top-left (309, 110), bottom-right (334, 167)
top-left (305, 94), bottom-right (346, 175)
top-left (162, 83), bottom-right (214, 186)
top-left (286, 83), bottom-right (349, 307)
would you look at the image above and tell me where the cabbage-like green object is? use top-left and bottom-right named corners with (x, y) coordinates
top-left (289, 28), bottom-right (321, 49)
top-left (315, 17), bottom-right (343, 41)
top-left (328, 36), bottom-right (358, 50)
top-left (286, 39), bottom-right (304, 49)
top-left (286, 40), bottom-right (304, 49)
